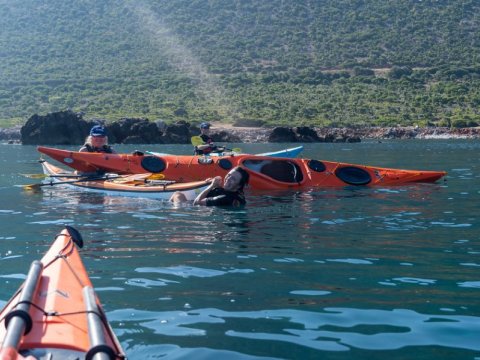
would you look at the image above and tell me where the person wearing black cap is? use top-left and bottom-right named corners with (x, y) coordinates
top-left (194, 122), bottom-right (225, 155)
top-left (79, 125), bottom-right (115, 153)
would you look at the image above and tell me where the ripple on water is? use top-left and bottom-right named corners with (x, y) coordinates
top-left (125, 278), bottom-right (179, 288)
top-left (108, 307), bottom-right (480, 353)
top-left (0, 255), bottom-right (23, 261)
top-left (326, 258), bottom-right (374, 265)
top-left (135, 265), bottom-right (253, 278)
top-left (125, 344), bottom-right (282, 360)
top-left (388, 277), bottom-right (436, 286)
top-left (28, 219), bottom-right (75, 225)
top-left (0, 274), bottom-right (27, 280)
top-left (289, 290), bottom-right (331, 296)
top-left (457, 281), bottom-right (480, 288)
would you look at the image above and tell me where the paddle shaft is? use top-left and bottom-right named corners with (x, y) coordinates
top-left (40, 177), bottom-right (110, 187)
top-left (24, 175), bottom-right (120, 190)
top-left (22, 173), bottom-right (87, 179)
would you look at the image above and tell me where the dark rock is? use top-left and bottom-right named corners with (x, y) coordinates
top-left (294, 126), bottom-right (321, 142)
top-left (21, 110), bottom-right (91, 145)
top-left (347, 136), bottom-right (361, 143)
top-left (333, 136), bottom-right (346, 143)
top-left (106, 118), bottom-right (163, 144)
top-left (155, 120), bottom-right (167, 133)
top-left (131, 121), bottom-right (163, 144)
top-left (162, 122), bottom-right (192, 144)
top-left (268, 127), bottom-right (297, 142)
top-left (107, 118), bottom-right (144, 143)
top-left (211, 130), bottom-right (242, 143)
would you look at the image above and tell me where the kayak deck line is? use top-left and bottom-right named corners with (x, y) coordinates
top-left (0, 227), bottom-right (126, 360)
top-left (146, 145), bottom-right (304, 158)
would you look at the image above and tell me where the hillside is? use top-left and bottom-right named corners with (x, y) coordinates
top-left (0, 0), bottom-right (479, 127)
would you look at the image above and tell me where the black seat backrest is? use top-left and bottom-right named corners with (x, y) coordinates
top-left (260, 161), bottom-right (303, 183)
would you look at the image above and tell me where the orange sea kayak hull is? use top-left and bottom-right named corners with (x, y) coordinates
top-left (0, 227), bottom-right (125, 359)
top-left (38, 146), bottom-right (447, 189)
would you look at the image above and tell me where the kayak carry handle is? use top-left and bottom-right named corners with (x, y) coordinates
top-left (2, 260), bottom-right (43, 350)
top-left (83, 286), bottom-right (116, 360)
top-left (65, 225), bottom-right (84, 249)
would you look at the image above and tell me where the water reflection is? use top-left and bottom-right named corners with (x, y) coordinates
top-left (4, 142), bottom-right (480, 359)
top-left (109, 306), bottom-right (480, 356)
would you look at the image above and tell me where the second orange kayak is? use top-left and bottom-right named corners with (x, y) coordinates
top-left (0, 227), bottom-right (125, 360)
top-left (38, 146), bottom-right (447, 190)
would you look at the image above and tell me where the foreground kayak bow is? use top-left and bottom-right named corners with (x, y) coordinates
top-left (0, 227), bottom-right (126, 360)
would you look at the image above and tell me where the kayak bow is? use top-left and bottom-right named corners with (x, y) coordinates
top-left (0, 227), bottom-right (126, 360)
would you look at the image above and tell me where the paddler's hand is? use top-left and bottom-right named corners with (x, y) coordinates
top-left (211, 176), bottom-right (222, 187)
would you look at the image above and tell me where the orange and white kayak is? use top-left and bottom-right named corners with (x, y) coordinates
top-left (0, 227), bottom-right (126, 360)
top-left (39, 161), bottom-right (210, 201)
top-left (38, 146), bottom-right (447, 190)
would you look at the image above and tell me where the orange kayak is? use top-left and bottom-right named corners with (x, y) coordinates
top-left (38, 146), bottom-right (447, 189)
top-left (0, 227), bottom-right (125, 360)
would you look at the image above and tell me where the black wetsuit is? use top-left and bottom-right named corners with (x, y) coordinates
top-left (205, 187), bottom-right (246, 207)
top-left (195, 134), bottom-right (218, 155)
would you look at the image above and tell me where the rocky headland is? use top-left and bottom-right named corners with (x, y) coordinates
top-left (2, 110), bottom-right (480, 145)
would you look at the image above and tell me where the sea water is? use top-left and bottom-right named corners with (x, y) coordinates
top-left (0, 140), bottom-right (479, 359)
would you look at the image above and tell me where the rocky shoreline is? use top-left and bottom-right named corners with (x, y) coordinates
top-left (1, 110), bottom-right (480, 144)
top-left (221, 125), bottom-right (480, 143)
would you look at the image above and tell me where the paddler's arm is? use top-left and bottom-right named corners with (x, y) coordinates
top-left (196, 144), bottom-right (213, 150)
top-left (193, 176), bottom-right (222, 205)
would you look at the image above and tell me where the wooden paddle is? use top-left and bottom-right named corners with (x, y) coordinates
top-left (191, 136), bottom-right (242, 153)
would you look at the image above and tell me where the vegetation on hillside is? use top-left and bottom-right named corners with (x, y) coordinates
top-left (0, 0), bottom-right (479, 127)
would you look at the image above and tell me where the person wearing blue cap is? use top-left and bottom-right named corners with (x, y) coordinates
top-left (79, 125), bottom-right (115, 153)
top-left (194, 122), bottom-right (225, 155)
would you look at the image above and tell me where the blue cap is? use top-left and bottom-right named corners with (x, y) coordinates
top-left (90, 125), bottom-right (107, 137)
top-left (200, 122), bottom-right (210, 129)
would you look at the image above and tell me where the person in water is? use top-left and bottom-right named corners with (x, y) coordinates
top-left (79, 125), bottom-right (115, 153)
top-left (194, 122), bottom-right (225, 155)
top-left (170, 166), bottom-right (250, 207)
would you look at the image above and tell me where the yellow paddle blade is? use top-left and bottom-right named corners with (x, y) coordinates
top-left (231, 148), bottom-right (242, 153)
top-left (22, 183), bottom-right (42, 191)
top-left (147, 173), bottom-right (165, 180)
top-left (191, 136), bottom-right (204, 146)
top-left (20, 173), bottom-right (49, 179)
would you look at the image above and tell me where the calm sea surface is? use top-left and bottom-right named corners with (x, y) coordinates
top-left (0, 140), bottom-right (479, 360)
